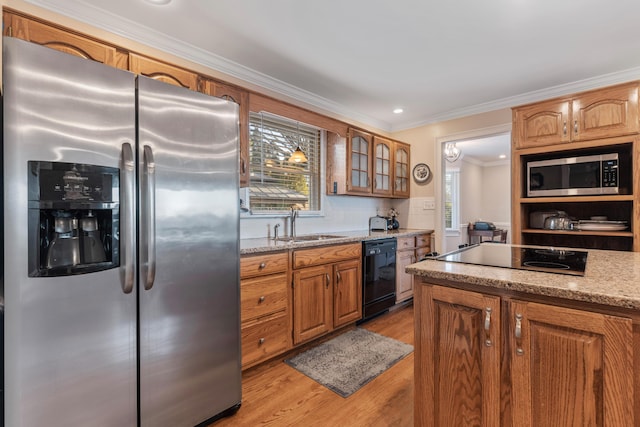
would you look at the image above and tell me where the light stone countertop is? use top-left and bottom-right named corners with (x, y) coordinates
top-left (240, 228), bottom-right (434, 255)
top-left (406, 244), bottom-right (640, 310)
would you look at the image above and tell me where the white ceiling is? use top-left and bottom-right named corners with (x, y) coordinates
top-left (24, 0), bottom-right (640, 133)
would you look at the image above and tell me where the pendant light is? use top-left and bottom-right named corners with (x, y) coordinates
top-left (288, 121), bottom-right (308, 163)
top-left (443, 142), bottom-right (461, 162)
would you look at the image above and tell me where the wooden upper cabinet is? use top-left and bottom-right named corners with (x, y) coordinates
top-left (347, 129), bottom-right (373, 194)
top-left (129, 53), bottom-right (199, 91)
top-left (3, 11), bottom-right (121, 68)
top-left (372, 136), bottom-right (393, 196)
top-left (204, 80), bottom-right (250, 187)
top-left (513, 99), bottom-right (571, 149)
top-left (572, 82), bottom-right (639, 141)
top-left (509, 299), bottom-right (633, 427)
top-left (394, 141), bottom-right (411, 198)
top-left (514, 81), bottom-right (640, 150)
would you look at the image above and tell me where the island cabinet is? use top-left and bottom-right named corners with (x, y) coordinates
top-left (3, 10), bottom-right (125, 68)
top-left (396, 233), bottom-right (432, 302)
top-left (291, 243), bottom-right (362, 345)
top-left (414, 283), bottom-right (634, 426)
top-left (240, 251), bottom-right (291, 369)
top-left (513, 81), bottom-right (640, 150)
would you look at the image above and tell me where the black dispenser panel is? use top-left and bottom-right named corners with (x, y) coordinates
top-left (28, 161), bottom-right (120, 277)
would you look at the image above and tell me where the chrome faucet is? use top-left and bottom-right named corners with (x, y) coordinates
top-left (289, 206), bottom-right (299, 238)
top-left (274, 223), bottom-right (280, 240)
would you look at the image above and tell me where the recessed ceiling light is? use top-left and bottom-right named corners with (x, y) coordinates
top-left (144, 0), bottom-right (172, 5)
top-left (393, 108), bottom-right (404, 114)
top-left (499, 154), bottom-right (507, 159)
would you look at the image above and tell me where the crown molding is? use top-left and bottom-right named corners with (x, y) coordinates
top-left (392, 67), bottom-right (640, 132)
top-left (24, 0), bottom-right (390, 131)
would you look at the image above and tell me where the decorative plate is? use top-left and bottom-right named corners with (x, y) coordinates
top-left (412, 163), bottom-right (431, 183)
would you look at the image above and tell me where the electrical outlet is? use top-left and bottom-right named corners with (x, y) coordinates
top-left (423, 201), bottom-right (436, 210)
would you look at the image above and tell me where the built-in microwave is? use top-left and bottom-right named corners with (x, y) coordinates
top-left (527, 153), bottom-right (619, 197)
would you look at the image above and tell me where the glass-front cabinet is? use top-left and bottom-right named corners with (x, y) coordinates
top-left (373, 136), bottom-right (392, 196)
top-left (347, 129), bottom-right (373, 194)
top-left (394, 142), bottom-right (410, 198)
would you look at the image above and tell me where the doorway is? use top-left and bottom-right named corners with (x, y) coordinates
top-left (435, 126), bottom-right (512, 254)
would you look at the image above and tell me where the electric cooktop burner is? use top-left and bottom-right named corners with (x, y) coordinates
top-left (435, 243), bottom-right (588, 276)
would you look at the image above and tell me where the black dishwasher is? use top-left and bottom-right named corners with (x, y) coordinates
top-left (360, 238), bottom-right (397, 322)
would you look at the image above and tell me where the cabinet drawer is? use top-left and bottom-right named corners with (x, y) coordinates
top-left (241, 252), bottom-right (289, 278)
top-left (397, 236), bottom-right (415, 250)
top-left (416, 234), bottom-right (431, 249)
top-left (292, 243), bottom-right (361, 269)
top-left (416, 247), bottom-right (432, 261)
top-left (241, 273), bottom-right (288, 322)
top-left (241, 313), bottom-right (290, 368)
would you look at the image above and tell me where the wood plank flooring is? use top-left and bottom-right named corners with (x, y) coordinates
top-left (212, 303), bottom-right (414, 427)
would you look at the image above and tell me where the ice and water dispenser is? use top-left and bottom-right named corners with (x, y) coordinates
top-left (28, 161), bottom-right (120, 276)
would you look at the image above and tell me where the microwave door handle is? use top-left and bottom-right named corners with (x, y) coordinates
top-left (120, 142), bottom-right (136, 294)
top-left (142, 145), bottom-right (156, 291)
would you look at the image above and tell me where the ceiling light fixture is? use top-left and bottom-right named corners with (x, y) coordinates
top-left (288, 121), bottom-right (308, 163)
top-left (499, 154), bottom-right (507, 159)
top-left (393, 108), bottom-right (404, 114)
top-left (443, 143), bottom-right (461, 163)
top-left (144, 0), bottom-right (172, 5)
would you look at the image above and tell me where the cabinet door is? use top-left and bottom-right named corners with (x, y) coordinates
top-left (513, 99), bottom-right (571, 149)
top-left (333, 259), bottom-right (362, 327)
top-left (372, 136), bottom-right (393, 196)
top-left (394, 142), bottom-right (411, 198)
top-left (572, 82), bottom-right (639, 141)
top-left (346, 129), bottom-right (372, 194)
top-left (204, 80), bottom-right (250, 186)
top-left (509, 300), bottom-right (633, 427)
top-left (414, 285), bottom-right (501, 427)
top-left (292, 265), bottom-right (333, 344)
top-left (3, 12), bottom-right (120, 67)
top-left (395, 250), bottom-right (415, 302)
top-left (129, 53), bottom-right (200, 91)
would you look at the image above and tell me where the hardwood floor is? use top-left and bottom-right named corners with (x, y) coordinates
top-left (212, 303), bottom-right (414, 427)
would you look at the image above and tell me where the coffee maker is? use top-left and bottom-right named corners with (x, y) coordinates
top-left (28, 161), bottom-right (119, 277)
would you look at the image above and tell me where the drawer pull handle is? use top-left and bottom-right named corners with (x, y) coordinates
top-left (258, 296), bottom-right (265, 303)
top-left (259, 262), bottom-right (266, 269)
top-left (258, 338), bottom-right (265, 345)
top-left (336, 271), bottom-right (341, 283)
top-left (563, 120), bottom-right (567, 135)
top-left (515, 313), bottom-right (524, 356)
top-left (574, 119), bottom-right (578, 134)
top-left (484, 307), bottom-right (492, 347)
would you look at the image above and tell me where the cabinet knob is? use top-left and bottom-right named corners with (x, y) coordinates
top-left (258, 296), bottom-right (265, 303)
top-left (258, 338), bottom-right (265, 345)
top-left (259, 262), bottom-right (266, 269)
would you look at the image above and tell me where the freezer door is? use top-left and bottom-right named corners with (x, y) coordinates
top-left (137, 77), bottom-right (241, 426)
top-left (3, 38), bottom-right (137, 426)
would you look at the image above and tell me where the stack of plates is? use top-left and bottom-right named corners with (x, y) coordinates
top-left (574, 220), bottom-right (628, 231)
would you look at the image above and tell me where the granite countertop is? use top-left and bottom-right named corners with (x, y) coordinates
top-left (240, 228), bottom-right (433, 255)
top-left (406, 244), bottom-right (640, 310)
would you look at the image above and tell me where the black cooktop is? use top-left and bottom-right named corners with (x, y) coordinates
top-left (436, 243), bottom-right (588, 276)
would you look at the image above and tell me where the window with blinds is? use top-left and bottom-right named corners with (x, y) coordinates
top-left (248, 112), bottom-right (321, 212)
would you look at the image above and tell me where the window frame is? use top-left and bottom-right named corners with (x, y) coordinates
top-left (242, 112), bottom-right (326, 218)
top-left (444, 168), bottom-right (461, 232)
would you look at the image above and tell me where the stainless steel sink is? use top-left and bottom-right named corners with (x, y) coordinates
top-left (273, 234), bottom-right (345, 242)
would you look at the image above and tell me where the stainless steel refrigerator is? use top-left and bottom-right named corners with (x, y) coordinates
top-left (2, 37), bottom-right (242, 426)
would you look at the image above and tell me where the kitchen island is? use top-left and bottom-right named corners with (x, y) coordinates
top-left (406, 243), bottom-right (640, 427)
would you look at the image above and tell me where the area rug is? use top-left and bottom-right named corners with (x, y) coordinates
top-left (284, 328), bottom-right (413, 397)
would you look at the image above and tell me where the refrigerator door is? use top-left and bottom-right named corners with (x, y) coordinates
top-left (3, 38), bottom-right (137, 426)
top-left (137, 77), bottom-right (241, 426)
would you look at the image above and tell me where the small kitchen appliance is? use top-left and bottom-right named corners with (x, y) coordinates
top-left (369, 216), bottom-right (390, 231)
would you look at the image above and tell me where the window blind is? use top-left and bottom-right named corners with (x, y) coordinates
top-left (248, 112), bottom-right (321, 212)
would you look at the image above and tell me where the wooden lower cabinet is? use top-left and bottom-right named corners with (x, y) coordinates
top-left (292, 243), bottom-right (362, 345)
top-left (415, 283), bottom-right (634, 426)
top-left (396, 233), bottom-right (432, 302)
top-left (240, 252), bottom-right (291, 369)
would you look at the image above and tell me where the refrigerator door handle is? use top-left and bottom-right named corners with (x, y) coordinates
top-left (143, 145), bottom-right (157, 290)
top-left (120, 142), bottom-right (136, 294)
